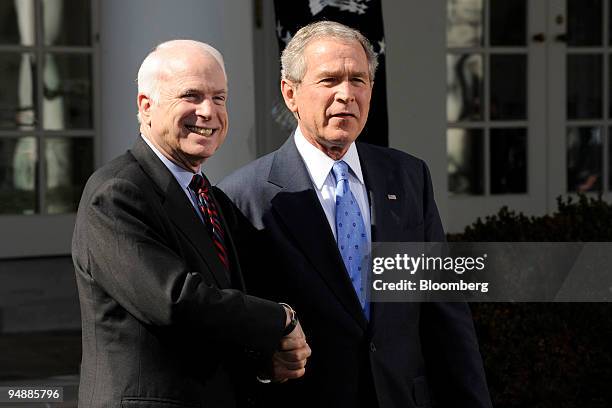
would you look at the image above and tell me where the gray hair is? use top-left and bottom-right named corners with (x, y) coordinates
top-left (136, 39), bottom-right (226, 122)
top-left (281, 21), bottom-right (378, 83)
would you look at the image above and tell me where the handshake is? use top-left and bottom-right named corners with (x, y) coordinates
top-left (263, 304), bottom-right (312, 383)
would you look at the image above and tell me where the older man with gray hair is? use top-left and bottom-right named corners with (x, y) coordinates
top-left (220, 21), bottom-right (492, 408)
top-left (73, 39), bottom-right (310, 408)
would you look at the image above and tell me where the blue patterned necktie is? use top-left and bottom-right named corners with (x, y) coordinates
top-left (332, 161), bottom-right (370, 319)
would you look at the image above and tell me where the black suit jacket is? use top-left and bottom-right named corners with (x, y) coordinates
top-left (72, 137), bottom-right (286, 408)
top-left (219, 137), bottom-right (492, 408)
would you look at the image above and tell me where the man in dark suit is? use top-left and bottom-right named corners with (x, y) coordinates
top-left (72, 40), bottom-right (310, 408)
top-left (219, 22), bottom-right (492, 408)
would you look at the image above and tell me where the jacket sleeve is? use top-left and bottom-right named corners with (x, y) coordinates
top-left (75, 177), bottom-right (286, 354)
top-left (417, 162), bottom-right (493, 408)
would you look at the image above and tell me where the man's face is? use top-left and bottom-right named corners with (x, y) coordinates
top-left (139, 50), bottom-right (228, 171)
top-left (282, 38), bottom-right (372, 159)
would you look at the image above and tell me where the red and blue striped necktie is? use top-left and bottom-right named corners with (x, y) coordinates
top-left (189, 174), bottom-right (230, 270)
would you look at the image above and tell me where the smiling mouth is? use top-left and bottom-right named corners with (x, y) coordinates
top-left (186, 125), bottom-right (214, 136)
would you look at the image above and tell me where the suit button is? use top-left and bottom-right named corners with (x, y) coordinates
top-left (369, 342), bottom-right (377, 352)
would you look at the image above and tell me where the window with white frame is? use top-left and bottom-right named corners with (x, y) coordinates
top-left (0, 0), bottom-right (96, 216)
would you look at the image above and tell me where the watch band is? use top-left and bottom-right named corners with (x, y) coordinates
top-left (279, 303), bottom-right (298, 336)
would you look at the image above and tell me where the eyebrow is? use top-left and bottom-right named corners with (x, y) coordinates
top-left (181, 87), bottom-right (227, 95)
top-left (317, 69), bottom-right (368, 78)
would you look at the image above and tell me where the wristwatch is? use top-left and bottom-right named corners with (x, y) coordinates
top-left (279, 303), bottom-right (298, 335)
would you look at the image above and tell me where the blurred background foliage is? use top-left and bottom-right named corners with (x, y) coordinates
top-left (449, 195), bottom-right (612, 408)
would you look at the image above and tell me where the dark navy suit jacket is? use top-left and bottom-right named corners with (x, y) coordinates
top-left (219, 136), bottom-right (492, 408)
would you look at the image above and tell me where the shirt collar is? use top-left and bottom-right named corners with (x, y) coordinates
top-left (293, 126), bottom-right (365, 190)
top-left (140, 134), bottom-right (200, 191)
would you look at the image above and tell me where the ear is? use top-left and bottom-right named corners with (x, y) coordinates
top-left (137, 93), bottom-right (152, 125)
top-left (280, 79), bottom-right (299, 113)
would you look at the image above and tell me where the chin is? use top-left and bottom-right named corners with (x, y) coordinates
top-left (329, 132), bottom-right (358, 145)
top-left (182, 145), bottom-right (213, 160)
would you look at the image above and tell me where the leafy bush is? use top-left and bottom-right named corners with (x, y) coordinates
top-left (449, 195), bottom-right (612, 408)
top-left (449, 195), bottom-right (612, 242)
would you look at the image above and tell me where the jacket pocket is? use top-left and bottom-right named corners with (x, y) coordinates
top-left (121, 396), bottom-right (200, 408)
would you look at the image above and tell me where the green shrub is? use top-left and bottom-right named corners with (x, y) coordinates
top-left (449, 195), bottom-right (612, 408)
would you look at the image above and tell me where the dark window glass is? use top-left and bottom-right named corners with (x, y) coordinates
top-left (0, 137), bottom-right (37, 214)
top-left (43, 0), bottom-right (91, 46)
top-left (567, 54), bottom-right (602, 119)
top-left (44, 137), bottom-right (93, 214)
top-left (490, 54), bottom-right (527, 120)
top-left (609, 130), bottom-right (612, 191)
top-left (609, 55), bottom-right (612, 118)
top-left (567, 0), bottom-right (602, 46)
top-left (490, 0), bottom-right (526, 46)
top-left (447, 53), bottom-right (483, 122)
top-left (0, 0), bottom-right (35, 46)
top-left (43, 53), bottom-right (93, 130)
top-left (448, 128), bottom-right (484, 195)
top-left (567, 126), bottom-right (602, 192)
top-left (0, 53), bottom-right (37, 130)
top-left (490, 128), bottom-right (527, 194)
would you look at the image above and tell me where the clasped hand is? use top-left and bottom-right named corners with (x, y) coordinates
top-left (270, 321), bottom-right (311, 382)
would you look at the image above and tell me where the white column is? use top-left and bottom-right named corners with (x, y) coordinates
top-left (99, 0), bottom-right (257, 182)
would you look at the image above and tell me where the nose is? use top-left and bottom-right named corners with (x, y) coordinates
top-left (196, 98), bottom-right (214, 120)
top-left (335, 80), bottom-right (356, 104)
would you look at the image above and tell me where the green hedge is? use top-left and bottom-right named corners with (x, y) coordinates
top-left (448, 195), bottom-right (612, 408)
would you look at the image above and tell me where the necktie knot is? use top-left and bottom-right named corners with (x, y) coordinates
top-left (189, 173), bottom-right (209, 193)
top-left (332, 161), bottom-right (349, 184)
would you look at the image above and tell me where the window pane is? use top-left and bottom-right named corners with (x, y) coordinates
top-left (447, 54), bottom-right (483, 122)
top-left (609, 130), bottom-right (612, 191)
top-left (567, 127), bottom-right (602, 192)
top-left (609, 0), bottom-right (612, 45)
top-left (567, 54), bottom-right (603, 119)
top-left (609, 55), bottom-right (612, 118)
top-left (490, 54), bottom-right (527, 120)
top-left (490, 128), bottom-right (527, 194)
top-left (448, 128), bottom-right (484, 195)
top-left (490, 0), bottom-right (526, 46)
top-left (567, 0), bottom-right (602, 46)
top-left (0, 0), bottom-right (35, 46)
top-left (447, 0), bottom-right (483, 48)
top-left (43, 0), bottom-right (91, 46)
top-left (44, 137), bottom-right (93, 214)
top-left (0, 53), bottom-right (37, 130)
top-left (0, 137), bottom-right (37, 214)
top-left (43, 53), bottom-right (93, 130)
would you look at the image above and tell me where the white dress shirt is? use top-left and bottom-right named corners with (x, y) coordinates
top-left (293, 127), bottom-right (371, 245)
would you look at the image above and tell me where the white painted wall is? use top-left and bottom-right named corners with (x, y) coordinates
top-left (382, 0), bottom-right (449, 229)
top-left (99, 0), bottom-right (258, 183)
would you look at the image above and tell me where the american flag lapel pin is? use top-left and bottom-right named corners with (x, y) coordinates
top-left (387, 194), bottom-right (397, 200)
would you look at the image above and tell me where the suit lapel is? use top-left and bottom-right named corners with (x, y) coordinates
top-left (269, 138), bottom-right (368, 330)
top-left (358, 143), bottom-right (407, 243)
top-left (130, 137), bottom-right (231, 288)
top-left (357, 143), bottom-right (415, 331)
